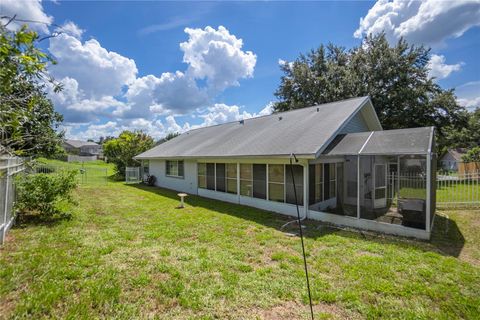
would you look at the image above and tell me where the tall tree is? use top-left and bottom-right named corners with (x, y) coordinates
top-left (274, 33), bottom-right (467, 147)
top-left (103, 131), bottom-right (154, 177)
top-left (0, 21), bottom-right (63, 156)
top-left (441, 108), bottom-right (480, 153)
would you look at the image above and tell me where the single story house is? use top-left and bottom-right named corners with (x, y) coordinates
top-left (439, 148), bottom-right (466, 171)
top-left (135, 96), bottom-right (436, 239)
top-left (63, 139), bottom-right (102, 156)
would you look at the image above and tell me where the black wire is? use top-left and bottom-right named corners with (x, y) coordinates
top-left (289, 155), bottom-right (314, 320)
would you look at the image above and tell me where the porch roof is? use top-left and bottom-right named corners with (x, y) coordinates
top-left (323, 127), bottom-right (435, 156)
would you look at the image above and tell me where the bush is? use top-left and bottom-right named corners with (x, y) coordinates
top-left (15, 170), bottom-right (78, 219)
top-left (462, 147), bottom-right (480, 163)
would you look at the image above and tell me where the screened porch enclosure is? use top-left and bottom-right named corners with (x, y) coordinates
top-left (312, 127), bottom-right (436, 237)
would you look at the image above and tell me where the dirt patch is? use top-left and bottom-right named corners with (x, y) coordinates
top-left (255, 300), bottom-right (360, 320)
top-left (355, 250), bottom-right (383, 258)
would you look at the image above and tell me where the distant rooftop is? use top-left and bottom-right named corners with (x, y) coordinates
top-left (64, 139), bottom-right (99, 148)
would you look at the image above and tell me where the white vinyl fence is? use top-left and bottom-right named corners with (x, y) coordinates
top-left (0, 156), bottom-right (25, 244)
top-left (436, 172), bottom-right (480, 208)
top-left (125, 167), bottom-right (141, 184)
top-left (386, 172), bottom-right (480, 209)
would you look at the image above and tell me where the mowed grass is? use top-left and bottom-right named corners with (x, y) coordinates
top-left (1, 183), bottom-right (480, 319)
top-left (36, 158), bottom-right (117, 184)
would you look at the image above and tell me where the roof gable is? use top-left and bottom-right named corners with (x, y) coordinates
top-left (136, 96), bottom-right (375, 159)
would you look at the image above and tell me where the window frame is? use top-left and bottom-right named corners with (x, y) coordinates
top-left (268, 164), bottom-right (285, 203)
top-left (165, 160), bottom-right (184, 178)
top-left (198, 162), bottom-right (207, 188)
top-left (240, 163), bottom-right (253, 197)
top-left (226, 163), bottom-right (238, 194)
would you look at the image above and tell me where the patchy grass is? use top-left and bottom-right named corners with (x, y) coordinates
top-left (1, 183), bottom-right (480, 319)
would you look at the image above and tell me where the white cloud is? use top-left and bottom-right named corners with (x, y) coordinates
top-left (47, 25), bottom-right (138, 123)
top-left (49, 31), bottom-right (138, 99)
top-left (44, 23), bottom-right (258, 139)
top-left (59, 21), bottom-right (84, 39)
top-left (180, 26), bottom-right (257, 91)
top-left (456, 81), bottom-right (480, 111)
top-left (278, 59), bottom-right (293, 70)
top-left (427, 54), bottom-right (463, 80)
top-left (119, 26), bottom-right (257, 118)
top-left (0, 0), bottom-right (52, 33)
top-left (354, 0), bottom-right (480, 46)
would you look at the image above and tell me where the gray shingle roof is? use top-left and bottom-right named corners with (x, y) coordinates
top-left (323, 127), bottom-right (434, 156)
top-left (64, 139), bottom-right (99, 148)
top-left (135, 96), bottom-right (372, 159)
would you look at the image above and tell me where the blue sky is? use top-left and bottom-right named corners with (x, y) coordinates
top-left (2, 0), bottom-right (480, 140)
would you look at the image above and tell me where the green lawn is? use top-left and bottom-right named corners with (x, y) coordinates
top-left (1, 182), bottom-right (480, 319)
top-left (35, 158), bottom-right (117, 184)
top-left (437, 182), bottom-right (480, 205)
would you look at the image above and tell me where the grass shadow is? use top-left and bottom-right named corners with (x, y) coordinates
top-left (126, 184), bottom-right (466, 259)
top-left (430, 213), bottom-right (466, 258)
top-left (13, 212), bottom-right (71, 229)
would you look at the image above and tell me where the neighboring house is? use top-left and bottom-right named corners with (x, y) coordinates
top-left (439, 148), bottom-right (466, 171)
top-left (63, 140), bottom-right (102, 156)
top-left (135, 97), bottom-right (436, 239)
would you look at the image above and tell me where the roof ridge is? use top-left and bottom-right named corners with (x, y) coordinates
top-left (182, 96), bottom-right (369, 135)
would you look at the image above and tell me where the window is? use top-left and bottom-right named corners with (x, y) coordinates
top-left (240, 164), bottom-right (253, 196)
top-left (198, 163), bottom-right (206, 188)
top-left (328, 163), bottom-right (336, 199)
top-left (166, 160), bottom-right (184, 178)
top-left (253, 164), bottom-right (267, 199)
top-left (142, 160), bottom-right (149, 175)
top-left (206, 163), bottom-right (215, 190)
top-left (226, 163), bottom-right (237, 194)
top-left (309, 163), bottom-right (338, 204)
top-left (268, 164), bottom-right (284, 202)
top-left (310, 163), bottom-right (324, 204)
top-left (285, 164), bottom-right (304, 206)
top-left (216, 163), bottom-right (226, 192)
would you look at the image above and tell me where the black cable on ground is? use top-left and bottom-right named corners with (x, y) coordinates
top-left (289, 154), bottom-right (314, 320)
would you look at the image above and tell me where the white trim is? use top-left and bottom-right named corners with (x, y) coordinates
top-left (357, 155), bottom-right (361, 219)
top-left (359, 131), bottom-right (374, 154)
top-left (308, 209), bottom-right (430, 239)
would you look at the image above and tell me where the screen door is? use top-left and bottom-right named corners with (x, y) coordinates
top-left (373, 163), bottom-right (387, 208)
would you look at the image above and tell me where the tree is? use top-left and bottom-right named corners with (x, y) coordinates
top-left (274, 33), bottom-right (467, 149)
top-left (103, 131), bottom-right (154, 177)
top-left (97, 136), bottom-right (115, 145)
top-left (164, 132), bottom-right (180, 141)
top-left (0, 20), bottom-right (64, 156)
top-left (462, 146), bottom-right (480, 163)
top-left (441, 108), bottom-right (480, 153)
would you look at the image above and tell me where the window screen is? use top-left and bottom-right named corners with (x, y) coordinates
top-left (240, 164), bottom-right (253, 196)
top-left (206, 163), bottom-right (215, 190)
top-left (216, 163), bottom-right (226, 192)
top-left (198, 163), bottom-right (206, 188)
top-left (268, 164), bottom-right (284, 202)
top-left (285, 164), bottom-right (303, 206)
top-left (253, 164), bottom-right (266, 199)
top-left (226, 163), bottom-right (237, 194)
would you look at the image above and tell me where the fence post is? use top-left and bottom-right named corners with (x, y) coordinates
top-left (2, 158), bottom-right (11, 244)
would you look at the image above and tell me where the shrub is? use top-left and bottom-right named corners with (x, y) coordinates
top-left (462, 147), bottom-right (480, 163)
top-left (15, 170), bottom-right (78, 219)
